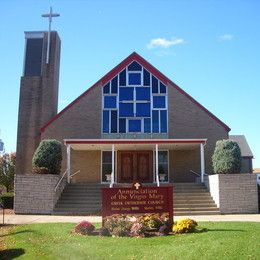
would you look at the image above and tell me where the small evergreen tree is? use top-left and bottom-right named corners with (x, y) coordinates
top-left (212, 139), bottom-right (242, 174)
top-left (32, 139), bottom-right (62, 174)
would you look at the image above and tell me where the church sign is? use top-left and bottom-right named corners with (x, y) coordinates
top-left (102, 184), bottom-right (173, 222)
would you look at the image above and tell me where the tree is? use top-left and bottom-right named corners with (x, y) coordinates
top-left (32, 139), bottom-right (62, 174)
top-left (212, 140), bottom-right (242, 174)
top-left (0, 153), bottom-right (16, 192)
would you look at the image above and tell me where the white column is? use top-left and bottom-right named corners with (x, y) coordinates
top-left (67, 145), bottom-right (71, 183)
top-left (155, 144), bottom-right (160, 187)
top-left (200, 143), bottom-right (205, 183)
top-left (110, 144), bottom-right (115, 188)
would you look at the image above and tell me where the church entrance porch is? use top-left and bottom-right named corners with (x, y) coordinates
top-left (64, 139), bottom-right (207, 185)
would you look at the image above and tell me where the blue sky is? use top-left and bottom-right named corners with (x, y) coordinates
top-left (0, 0), bottom-right (259, 168)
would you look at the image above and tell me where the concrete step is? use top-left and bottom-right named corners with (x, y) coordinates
top-left (53, 182), bottom-right (219, 216)
top-left (56, 202), bottom-right (101, 207)
top-left (174, 203), bottom-right (217, 208)
top-left (174, 206), bottom-right (219, 211)
top-left (174, 210), bottom-right (220, 216)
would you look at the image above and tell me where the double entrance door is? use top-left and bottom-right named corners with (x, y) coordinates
top-left (117, 151), bottom-right (153, 183)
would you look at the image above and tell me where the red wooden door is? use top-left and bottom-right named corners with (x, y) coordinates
top-left (136, 152), bottom-right (153, 183)
top-left (118, 152), bottom-right (134, 183)
top-left (118, 151), bottom-right (152, 183)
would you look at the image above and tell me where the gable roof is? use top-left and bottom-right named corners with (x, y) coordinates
top-left (40, 52), bottom-right (231, 133)
top-left (229, 135), bottom-right (253, 158)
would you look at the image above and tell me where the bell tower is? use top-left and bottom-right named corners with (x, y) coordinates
top-left (16, 10), bottom-right (61, 175)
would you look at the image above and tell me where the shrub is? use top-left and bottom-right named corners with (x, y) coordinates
top-left (130, 222), bottom-right (146, 237)
top-left (212, 140), bottom-right (242, 174)
top-left (104, 215), bottom-right (132, 237)
top-left (0, 192), bottom-right (14, 209)
top-left (140, 214), bottom-right (165, 229)
top-left (32, 140), bottom-right (62, 175)
top-left (111, 226), bottom-right (130, 237)
top-left (75, 221), bottom-right (95, 235)
top-left (158, 224), bottom-right (170, 236)
top-left (99, 227), bottom-right (110, 237)
top-left (32, 166), bottom-right (51, 174)
top-left (172, 218), bottom-right (198, 234)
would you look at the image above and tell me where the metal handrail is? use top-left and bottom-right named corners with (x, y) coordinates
top-left (70, 170), bottom-right (80, 178)
top-left (190, 170), bottom-right (208, 177)
top-left (54, 169), bottom-right (68, 192)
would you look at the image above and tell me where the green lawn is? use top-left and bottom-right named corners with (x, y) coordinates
top-left (1, 222), bottom-right (260, 260)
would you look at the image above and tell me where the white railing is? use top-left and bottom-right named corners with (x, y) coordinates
top-left (54, 169), bottom-right (80, 192)
top-left (54, 169), bottom-right (68, 192)
top-left (69, 170), bottom-right (80, 179)
top-left (190, 169), bottom-right (208, 183)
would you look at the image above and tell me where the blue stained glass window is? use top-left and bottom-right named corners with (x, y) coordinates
top-left (136, 103), bottom-right (150, 117)
top-left (119, 103), bottom-right (134, 117)
top-left (160, 110), bottom-right (167, 133)
top-left (119, 118), bottom-right (126, 133)
top-left (111, 110), bottom-right (117, 133)
top-left (136, 87), bottom-right (150, 101)
top-left (160, 82), bottom-right (166, 93)
top-left (128, 73), bottom-right (141, 85)
top-left (104, 96), bottom-right (117, 109)
top-left (119, 69), bottom-right (126, 86)
top-left (119, 87), bottom-right (134, 101)
top-left (129, 119), bottom-right (141, 132)
top-left (144, 118), bottom-right (151, 133)
top-left (128, 61), bottom-right (142, 71)
top-left (103, 110), bottom-right (109, 133)
top-left (153, 96), bottom-right (166, 108)
top-left (103, 83), bottom-right (110, 94)
top-left (152, 110), bottom-right (159, 133)
top-left (111, 76), bottom-right (118, 93)
top-left (102, 62), bottom-right (168, 134)
top-left (152, 76), bottom-right (158, 93)
top-left (143, 69), bottom-right (150, 86)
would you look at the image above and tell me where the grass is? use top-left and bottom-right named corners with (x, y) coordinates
top-left (0, 222), bottom-right (260, 260)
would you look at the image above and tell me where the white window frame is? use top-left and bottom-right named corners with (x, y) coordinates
top-left (153, 150), bottom-right (169, 183)
top-left (100, 150), bottom-right (117, 184)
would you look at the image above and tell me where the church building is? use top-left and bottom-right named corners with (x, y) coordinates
top-left (14, 30), bottom-right (257, 215)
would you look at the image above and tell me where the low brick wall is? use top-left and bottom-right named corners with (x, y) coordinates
top-left (14, 174), bottom-right (66, 214)
top-left (207, 174), bottom-right (258, 214)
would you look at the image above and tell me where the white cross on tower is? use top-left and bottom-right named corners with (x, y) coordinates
top-left (42, 7), bottom-right (60, 64)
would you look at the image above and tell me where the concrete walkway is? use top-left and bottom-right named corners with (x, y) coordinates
top-left (1, 213), bottom-right (260, 225)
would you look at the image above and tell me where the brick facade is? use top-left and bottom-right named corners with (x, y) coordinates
top-left (42, 81), bottom-right (228, 179)
top-left (206, 174), bottom-right (259, 213)
top-left (71, 150), bottom-right (101, 183)
top-left (14, 174), bottom-right (66, 214)
top-left (16, 32), bottom-right (61, 175)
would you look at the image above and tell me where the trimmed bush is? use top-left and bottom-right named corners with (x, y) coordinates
top-left (0, 192), bottom-right (14, 209)
top-left (75, 221), bottom-right (95, 235)
top-left (212, 139), bottom-right (242, 174)
top-left (32, 139), bottom-right (62, 175)
top-left (172, 218), bottom-right (198, 234)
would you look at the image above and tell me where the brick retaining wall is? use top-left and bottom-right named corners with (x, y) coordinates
top-left (14, 174), bottom-right (66, 214)
top-left (207, 174), bottom-right (258, 214)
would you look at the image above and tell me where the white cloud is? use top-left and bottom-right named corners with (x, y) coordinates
top-left (218, 34), bottom-right (234, 41)
top-left (147, 37), bottom-right (185, 49)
